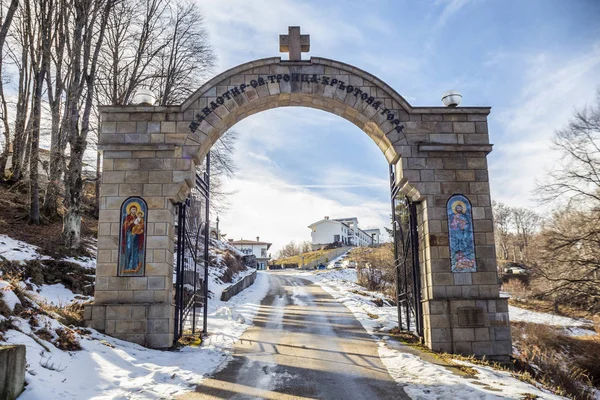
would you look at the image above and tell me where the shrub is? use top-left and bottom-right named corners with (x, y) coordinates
top-left (502, 279), bottom-right (529, 301)
top-left (512, 321), bottom-right (600, 399)
top-left (54, 328), bottom-right (82, 351)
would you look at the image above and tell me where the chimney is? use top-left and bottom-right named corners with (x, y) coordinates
top-left (256, 236), bottom-right (260, 242)
top-left (324, 216), bottom-right (329, 220)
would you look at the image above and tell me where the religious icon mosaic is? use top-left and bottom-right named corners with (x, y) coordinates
top-left (447, 194), bottom-right (477, 273)
top-left (118, 197), bottom-right (148, 277)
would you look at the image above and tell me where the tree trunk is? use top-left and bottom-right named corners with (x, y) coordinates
top-left (0, 0), bottom-right (19, 178)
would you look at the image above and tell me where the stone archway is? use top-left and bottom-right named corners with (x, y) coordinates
top-left (85, 27), bottom-right (510, 361)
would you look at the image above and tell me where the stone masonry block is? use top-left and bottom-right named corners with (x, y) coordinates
top-left (493, 326), bottom-right (511, 341)
top-left (452, 122), bottom-right (475, 133)
top-left (116, 122), bottom-right (137, 133)
top-left (472, 341), bottom-right (494, 356)
top-left (454, 341), bottom-right (473, 355)
top-left (148, 319), bottom-right (170, 334)
top-left (106, 305), bottom-right (132, 320)
top-left (475, 327), bottom-right (491, 341)
top-left (453, 328), bottom-right (475, 342)
top-left (132, 291), bottom-right (155, 303)
top-left (148, 277), bottom-right (166, 290)
top-left (146, 334), bottom-right (173, 349)
top-left (115, 320), bottom-right (147, 334)
top-left (127, 277), bottom-right (148, 291)
top-left (453, 273), bottom-right (472, 285)
top-left (131, 306), bottom-right (147, 320)
top-left (149, 304), bottom-right (172, 319)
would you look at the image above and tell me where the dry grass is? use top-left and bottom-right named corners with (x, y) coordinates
top-left (274, 248), bottom-right (340, 267)
top-left (54, 328), bottom-right (82, 351)
top-left (217, 251), bottom-right (247, 283)
top-left (0, 258), bottom-right (95, 296)
top-left (512, 321), bottom-right (600, 399)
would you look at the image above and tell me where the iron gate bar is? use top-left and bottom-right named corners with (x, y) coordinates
top-left (389, 164), bottom-right (423, 337)
top-left (202, 152), bottom-right (210, 335)
top-left (174, 152), bottom-right (211, 344)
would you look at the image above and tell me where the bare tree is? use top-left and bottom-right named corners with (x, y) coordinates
top-left (96, 0), bottom-right (169, 105)
top-left (62, 0), bottom-right (114, 248)
top-left (532, 208), bottom-right (600, 312)
top-left (492, 200), bottom-right (512, 260)
top-left (42, 0), bottom-right (69, 217)
top-left (532, 90), bottom-right (600, 311)
top-left (276, 241), bottom-right (302, 259)
top-left (24, 0), bottom-right (52, 224)
top-left (0, 0), bottom-right (20, 175)
top-left (511, 207), bottom-right (540, 262)
top-left (537, 90), bottom-right (600, 207)
top-left (150, 0), bottom-right (214, 105)
top-left (5, 4), bottom-right (33, 181)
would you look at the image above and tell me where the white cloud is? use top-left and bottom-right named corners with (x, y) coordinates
top-left (217, 107), bottom-right (391, 254)
top-left (435, 0), bottom-right (475, 29)
top-left (219, 173), bottom-right (390, 255)
top-left (489, 44), bottom-right (600, 207)
top-left (198, 0), bottom-right (365, 70)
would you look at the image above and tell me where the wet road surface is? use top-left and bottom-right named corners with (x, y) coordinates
top-left (180, 272), bottom-right (409, 400)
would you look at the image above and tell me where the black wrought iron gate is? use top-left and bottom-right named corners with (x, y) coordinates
top-left (390, 164), bottom-right (424, 338)
top-left (174, 153), bottom-right (210, 343)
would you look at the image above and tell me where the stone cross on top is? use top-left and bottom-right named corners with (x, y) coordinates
top-left (279, 26), bottom-right (310, 61)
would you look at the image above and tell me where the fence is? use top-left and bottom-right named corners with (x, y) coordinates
top-left (220, 270), bottom-right (257, 301)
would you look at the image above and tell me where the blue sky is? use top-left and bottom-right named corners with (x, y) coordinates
top-left (198, 0), bottom-right (600, 253)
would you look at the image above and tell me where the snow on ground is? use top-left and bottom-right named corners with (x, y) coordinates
top-left (298, 268), bottom-right (406, 333)
top-left (380, 341), bottom-right (564, 399)
top-left (202, 271), bottom-right (270, 351)
top-left (4, 271), bottom-right (271, 400)
top-left (325, 249), bottom-right (351, 268)
top-left (62, 255), bottom-right (96, 270)
top-left (0, 279), bottom-right (21, 310)
top-left (29, 282), bottom-right (92, 306)
top-left (0, 234), bottom-right (50, 263)
top-left (509, 305), bottom-right (595, 334)
top-left (297, 268), bottom-right (569, 400)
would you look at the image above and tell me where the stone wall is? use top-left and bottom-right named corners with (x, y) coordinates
top-left (86, 56), bottom-right (510, 358)
top-left (0, 345), bottom-right (26, 400)
top-left (220, 271), bottom-right (257, 301)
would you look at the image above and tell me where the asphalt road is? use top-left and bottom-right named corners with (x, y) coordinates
top-left (181, 272), bottom-right (409, 400)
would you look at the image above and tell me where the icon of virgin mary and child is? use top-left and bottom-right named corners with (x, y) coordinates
top-left (119, 201), bottom-right (146, 273)
top-left (447, 196), bottom-right (477, 272)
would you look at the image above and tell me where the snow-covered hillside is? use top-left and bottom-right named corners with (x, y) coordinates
top-left (0, 234), bottom-right (270, 399)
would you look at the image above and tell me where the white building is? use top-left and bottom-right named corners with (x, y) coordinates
top-left (229, 237), bottom-right (272, 270)
top-left (308, 216), bottom-right (381, 250)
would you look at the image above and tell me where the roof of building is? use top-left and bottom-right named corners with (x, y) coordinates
top-left (230, 239), bottom-right (272, 248)
top-left (308, 217), bottom-right (379, 240)
top-left (307, 218), bottom-right (342, 228)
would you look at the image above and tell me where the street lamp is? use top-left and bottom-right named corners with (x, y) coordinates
top-left (441, 90), bottom-right (462, 107)
top-left (132, 88), bottom-right (157, 106)
top-left (216, 213), bottom-right (220, 240)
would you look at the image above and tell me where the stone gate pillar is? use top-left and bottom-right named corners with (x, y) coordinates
top-left (396, 111), bottom-right (510, 361)
top-left (84, 106), bottom-right (195, 348)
